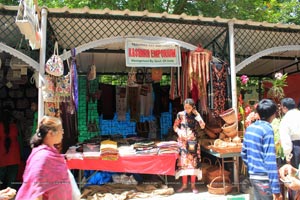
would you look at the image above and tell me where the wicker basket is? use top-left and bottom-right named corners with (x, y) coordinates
top-left (210, 145), bottom-right (242, 154)
top-left (207, 176), bottom-right (233, 195)
top-left (222, 122), bottom-right (237, 134)
top-left (219, 108), bottom-right (237, 124)
top-left (223, 130), bottom-right (238, 138)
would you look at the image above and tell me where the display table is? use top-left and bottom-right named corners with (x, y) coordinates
top-left (201, 146), bottom-right (241, 194)
top-left (67, 153), bottom-right (178, 185)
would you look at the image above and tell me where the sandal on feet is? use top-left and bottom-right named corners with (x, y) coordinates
top-left (176, 186), bottom-right (188, 193)
top-left (192, 188), bottom-right (199, 194)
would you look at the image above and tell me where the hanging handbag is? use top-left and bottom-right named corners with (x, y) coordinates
top-left (87, 64), bottom-right (97, 81)
top-left (45, 42), bottom-right (64, 76)
top-left (186, 140), bottom-right (197, 154)
top-left (135, 68), bottom-right (144, 84)
top-left (152, 68), bottom-right (163, 82)
top-left (56, 72), bottom-right (71, 101)
top-left (42, 75), bottom-right (56, 102)
top-left (127, 68), bottom-right (137, 86)
top-left (144, 68), bottom-right (152, 83)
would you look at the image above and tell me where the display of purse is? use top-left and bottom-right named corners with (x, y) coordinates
top-left (151, 68), bottom-right (163, 82)
top-left (135, 68), bottom-right (144, 84)
top-left (127, 68), bottom-right (137, 86)
top-left (87, 64), bottom-right (96, 81)
top-left (187, 140), bottom-right (198, 154)
top-left (144, 68), bottom-right (152, 83)
top-left (56, 72), bottom-right (71, 101)
top-left (42, 75), bottom-right (56, 102)
top-left (45, 41), bottom-right (64, 76)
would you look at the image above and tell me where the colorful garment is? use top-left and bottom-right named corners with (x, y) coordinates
top-left (209, 61), bottom-right (229, 116)
top-left (0, 123), bottom-right (21, 188)
top-left (173, 111), bottom-right (202, 180)
top-left (16, 144), bottom-right (72, 200)
top-left (0, 123), bottom-right (20, 167)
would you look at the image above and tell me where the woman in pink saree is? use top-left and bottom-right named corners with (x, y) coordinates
top-left (16, 116), bottom-right (72, 200)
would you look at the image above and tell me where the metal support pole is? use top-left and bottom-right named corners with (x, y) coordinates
top-left (228, 21), bottom-right (239, 188)
top-left (38, 7), bottom-right (48, 122)
top-left (228, 21), bottom-right (237, 111)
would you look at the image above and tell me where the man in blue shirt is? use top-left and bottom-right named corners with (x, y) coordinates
top-left (242, 99), bottom-right (282, 200)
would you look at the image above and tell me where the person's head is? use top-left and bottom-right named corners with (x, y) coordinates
top-left (280, 98), bottom-right (296, 114)
top-left (256, 99), bottom-right (277, 122)
top-left (183, 98), bottom-right (196, 115)
top-left (30, 116), bottom-right (64, 148)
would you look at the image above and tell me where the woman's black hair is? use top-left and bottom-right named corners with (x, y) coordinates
top-left (183, 98), bottom-right (195, 107)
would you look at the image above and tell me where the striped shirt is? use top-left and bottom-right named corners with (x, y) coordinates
top-left (241, 120), bottom-right (281, 194)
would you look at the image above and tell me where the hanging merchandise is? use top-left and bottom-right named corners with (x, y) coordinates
top-left (144, 68), bottom-right (152, 84)
top-left (209, 60), bottom-right (229, 116)
top-left (30, 70), bottom-right (39, 88)
top-left (116, 86), bottom-right (127, 121)
top-left (45, 42), bottom-right (64, 76)
top-left (42, 75), bottom-right (56, 102)
top-left (71, 48), bottom-right (79, 111)
top-left (169, 67), bottom-right (179, 100)
top-left (140, 85), bottom-right (150, 96)
top-left (127, 67), bottom-right (137, 86)
top-left (56, 73), bottom-right (71, 102)
top-left (188, 45), bottom-right (212, 113)
top-left (135, 68), bottom-right (144, 84)
top-left (87, 54), bottom-right (96, 81)
top-left (151, 68), bottom-right (163, 82)
top-left (87, 64), bottom-right (96, 81)
top-left (44, 102), bottom-right (60, 117)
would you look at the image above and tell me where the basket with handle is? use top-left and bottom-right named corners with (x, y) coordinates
top-left (219, 108), bottom-right (237, 125)
top-left (207, 176), bottom-right (233, 195)
top-left (206, 159), bottom-right (231, 183)
top-left (222, 122), bottom-right (237, 134)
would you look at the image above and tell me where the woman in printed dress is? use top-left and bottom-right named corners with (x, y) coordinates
top-left (173, 98), bottom-right (205, 194)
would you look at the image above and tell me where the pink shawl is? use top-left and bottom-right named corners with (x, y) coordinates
top-left (16, 145), bottom-right (72, 200)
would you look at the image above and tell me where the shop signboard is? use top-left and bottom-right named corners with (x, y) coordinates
top-left (125, 38), bottom-right (181, 67)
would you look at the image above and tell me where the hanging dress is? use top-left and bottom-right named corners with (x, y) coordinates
top-left (210, 61), bottom-right (228, 116)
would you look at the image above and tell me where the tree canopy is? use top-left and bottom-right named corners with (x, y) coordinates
top-left (1, 0), bottom-right (300, 24)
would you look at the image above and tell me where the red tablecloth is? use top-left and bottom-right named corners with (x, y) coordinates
top-left (67, 154), bottom-right (178, 176)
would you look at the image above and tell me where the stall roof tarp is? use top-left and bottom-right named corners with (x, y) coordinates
top-left (1, 4), bottom-right (300, 75)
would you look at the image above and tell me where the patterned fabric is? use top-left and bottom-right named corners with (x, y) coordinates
top-left (127, 86), bottom-right (140, 121)
top-left (140, 84), bottom-right (153, 117)
top-left (187, 50), bottom-right (212, 113)
top-left (173, 111), bottom-right (201, 180)
top-left (209, 61), bottom-right (228, 116)
top-left (16, 145), bottom-right (72, 200)
top-left (116, 86), bottom-right (127, 121)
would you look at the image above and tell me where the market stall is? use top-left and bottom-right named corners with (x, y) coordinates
top-left (1, 2), bottom-right (300, 198)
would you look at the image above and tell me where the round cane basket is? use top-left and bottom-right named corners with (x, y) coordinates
top-left (223, 130), bottom-right (238, 138)
top-left (207, 176), bottom-right (233, 195)
top-left (219, 108), bottom-right (236, 124)
top-left (222, 122), bottom-right (237, 134)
